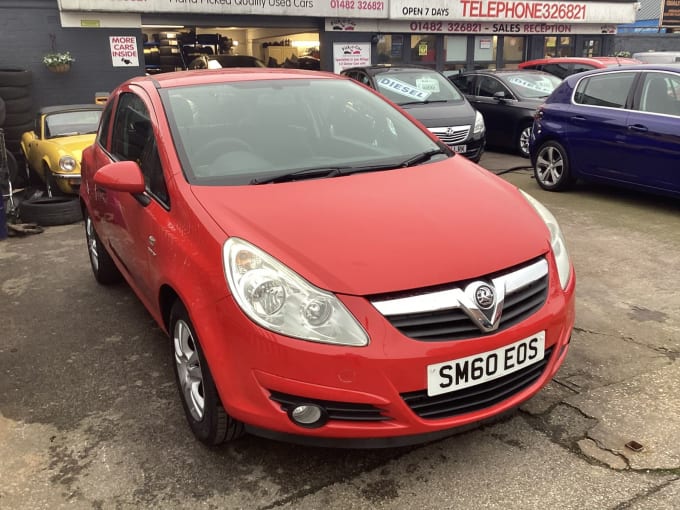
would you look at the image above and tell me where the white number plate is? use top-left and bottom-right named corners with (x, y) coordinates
top-left (427, 331), bottom-right (546, 397)
top-left (451, 144), bottom-right (467, 153)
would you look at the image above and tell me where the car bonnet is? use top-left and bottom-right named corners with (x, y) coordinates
top-left (190, 158), bottom-right (551, 296)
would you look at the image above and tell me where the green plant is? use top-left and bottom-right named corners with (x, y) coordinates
top-left (42, 51), bottom-right (75, 67)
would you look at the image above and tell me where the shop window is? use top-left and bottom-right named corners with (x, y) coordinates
top-left (544, 36), bottom-right (574, 58)
top-left (473, 36), bottom-right (497, 69)
top-left (502, 36), bottom-right (525, 68)
top-left (444, 36), bottom-right (467, 72)
top-left (410, 35), bottom-right (437, 66)
top-left (376, 35), bottom-right (404, 64)
top-left (581, 38), bottom-right (602, 58)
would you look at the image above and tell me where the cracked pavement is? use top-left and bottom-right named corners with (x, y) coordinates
top-left (1, 152), bottom-right (679, 509)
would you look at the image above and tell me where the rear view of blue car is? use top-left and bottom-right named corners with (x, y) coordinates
top-left (530, 64), bottom-right (680, 198)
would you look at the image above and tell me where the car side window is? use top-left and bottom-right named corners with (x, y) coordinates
top-left (478, 76), bottom-right (510, 98)
top-left (97, 100), bottom-right (114, 148)
top-left (638, 72), bottom-right (680, 117)
top-left (572, 64), bottom-right (595, 75)
top-left (450, 75), bottom-right (474, 95)
top-left (543, 63), bottom-right (571, 79)
top-left (111, 93), bottom-right (170, 206)
top-left (573, 72), bottom-right (636, 109)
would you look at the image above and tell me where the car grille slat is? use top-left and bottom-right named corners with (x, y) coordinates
top-left (269, 391), bottom-right (390, 422)
top-left (401, 347), bottom-right (553, 419)
top-left (428, 126), bottom-right (471, 145)
top-left (371, 258), bottom-right (549, 341)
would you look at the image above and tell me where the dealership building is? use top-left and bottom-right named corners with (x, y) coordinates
top-left (0, 0), bottom-right (641, 108)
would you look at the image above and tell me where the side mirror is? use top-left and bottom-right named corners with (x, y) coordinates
top-left (94, 161), bottom-right (145, 194)
top-left (493, 91), bottom-right (507, 101)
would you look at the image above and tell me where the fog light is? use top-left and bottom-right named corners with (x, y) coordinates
top-left (289, 404), bottom-right (327, 428)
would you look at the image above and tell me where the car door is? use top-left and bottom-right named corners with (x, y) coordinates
top-left (465, 75), bottom-right (514, 149)
top-left (95, 89), bottom-right (169, 307)
top-left (566, 70), bottom-right (637, 180)
top-left (624, 70), bottom-right (680, 193)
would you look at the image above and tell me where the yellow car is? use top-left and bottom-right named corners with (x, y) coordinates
top-left (21, 104), bottom-right (103, 195)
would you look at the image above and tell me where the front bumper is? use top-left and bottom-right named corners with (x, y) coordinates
top-left (196, 258), bottom-right (575, 446)
top-left (53, 172), bottom-right (81, 195)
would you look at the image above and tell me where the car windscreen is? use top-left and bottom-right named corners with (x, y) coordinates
top-left (373, 70), bottom-right (465, 105)
top-left (44, 110), bottom-right (102, 138)
top-left (162, 78), bottom-right (445, 186)
top-left (504, 73), bottom-right (562, 99)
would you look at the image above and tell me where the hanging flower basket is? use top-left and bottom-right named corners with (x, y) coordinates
top-left (47, 63), bottom-right (71, 73)
top-left (43, 51), bottom-right (75, 73)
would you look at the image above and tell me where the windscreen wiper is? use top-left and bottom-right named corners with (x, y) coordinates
top-left (399, 99), bottom-right (449, 106)
top-left (250, 167), bottom-right (347, 185)
top-left (398, 148), bottom-right (449, 168)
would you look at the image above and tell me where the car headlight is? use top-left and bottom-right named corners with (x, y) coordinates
top-left (520, 190), bottom-right (572, 289)
top-left (223, 238), bottom-right (369, 346)
top-left (59, 156), bottom-right (77, 172)
top-left (473, 110), bottom-right (485, 135)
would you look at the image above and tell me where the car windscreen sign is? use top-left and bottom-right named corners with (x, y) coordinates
top-left (377, 77), bottom-right (432, 101)
top-left (415, 77), bottom-right (441, 93)
top-left (508, 76), bottom-right (554, 94)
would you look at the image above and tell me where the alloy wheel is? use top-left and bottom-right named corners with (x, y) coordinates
top-left (174, 319), bottom-right (205, 421)
top-left (535, 144), bottom-right (564, 187)
top-left (85, 216), bottom-right (99, 272)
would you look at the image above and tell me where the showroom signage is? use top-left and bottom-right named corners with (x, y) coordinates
top-left (326, 18), bottom-right (618, 34)
top-left (390, 1), bottom-right (636, 24)
top-left (58, 0), bottom-right (389, 19)
top-left (333, 42), bottom-right (370, 73)
top-left (109, 36), bottom-right (139, 67)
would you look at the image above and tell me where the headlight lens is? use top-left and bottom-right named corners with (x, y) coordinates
top-left (223, 238), bottom-right (369, 346)
top-left (473, 110), bottom-right (485, 135)
top-left (520, 190), bottom-right (572, 289)
top-left (59, 156), bottom-right (77, 172)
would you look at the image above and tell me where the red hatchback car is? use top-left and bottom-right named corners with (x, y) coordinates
top-left (81, 68), bottom-right (575, 447)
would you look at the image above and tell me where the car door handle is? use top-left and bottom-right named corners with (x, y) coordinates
top-left (571, 116), bottom-right (587, 121)
top-left (628, 124), bottom-right (648, 133)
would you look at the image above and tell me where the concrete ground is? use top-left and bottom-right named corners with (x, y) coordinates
top-left (1, 150), bottom-right (679, 509)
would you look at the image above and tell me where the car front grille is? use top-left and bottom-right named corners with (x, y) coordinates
top-left (269, 391), bottom-right (391, 422)
top-left (428, 125), bottom-right (471, 145)
top-left (371, 257), bottom-right (548, 341)
top-left (401, 347), bottom-right (553, 419)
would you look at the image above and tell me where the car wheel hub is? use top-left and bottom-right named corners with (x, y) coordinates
top-left (536, 146), bottom-right (563, 185)
top-left (173, 319), bottom-right (205, 421)
top-left (85, 217), bottom-right (99, 271)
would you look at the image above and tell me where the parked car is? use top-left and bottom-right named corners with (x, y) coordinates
top-left (20, 104), bottom-right (103, 195)
top-left (448, 69), bottom-right (562, 157)
top-left (518, 56), bottom-right (642, 79)
top-left (530, 64), bottom-right (680, 198)
top-left (188, 54), bottom-right (266, 69)
top-left (632, 51), bottom-right (680, 64)
top-left (342, 65), bottom-right (486, 162)
top-left (81, 68), bottom-right (575, 447)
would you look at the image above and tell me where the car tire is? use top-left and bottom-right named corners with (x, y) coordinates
top-left (18, 196), bottom-right (82, 226)
top-left (170, 301), bottom-right (244, 446)
top-left (533, 141), bottom-right (575, 191)
top-left (84, 211), bottom-right (122, 284)
top-left (517, 121), bottom-right (533, 158)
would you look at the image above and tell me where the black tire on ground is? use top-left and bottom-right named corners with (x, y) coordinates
top-left (159, 31), bottom-right (178, 40)
top-left (170, 301), bottom-right (245, 446)
top-left (4, 96), bottom-right (32, 113)
top-left (4, 111), bottom-right (32, 127)
top-left (84, 210), bottom-right (122, 284)
top-left (19, 196), bottom-right (83, 226)
top-left (0, 96), bottom-right (5, 126)
top-left (3, 120), bottom-right (34, 140)
top-left (0, 69), bottom-right (33, 87)
top-left (533, 140), bottom-right (575, 192)
top-left (159, 46), bottom-right (181, 56)
top-left (0, 86), bottom-right (30, 101)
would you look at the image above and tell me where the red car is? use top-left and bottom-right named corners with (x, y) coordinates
top-left (518, 56), bottom-right (642, 79)
top-left (81, 68), bottom-right (575, 447)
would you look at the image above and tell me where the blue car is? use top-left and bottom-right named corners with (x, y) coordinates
top-left (530, 64), bottom-right (680, 198)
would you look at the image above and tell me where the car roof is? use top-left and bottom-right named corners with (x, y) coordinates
top-left (456, 69), bottom-right (555, 77)
top-left (38, 104), bottom-right (104, 115)
top-left (132, 68), bottom-right (344, 89)
top-left (519, 56), bottom-right (642, 67)
top-left (562, 63), bottom-right (680, 82)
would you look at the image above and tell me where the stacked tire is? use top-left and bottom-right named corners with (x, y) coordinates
top-left (158, 32), bottom-right (185, 73)
top-left (0, 68), bottom-right (32, 185)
